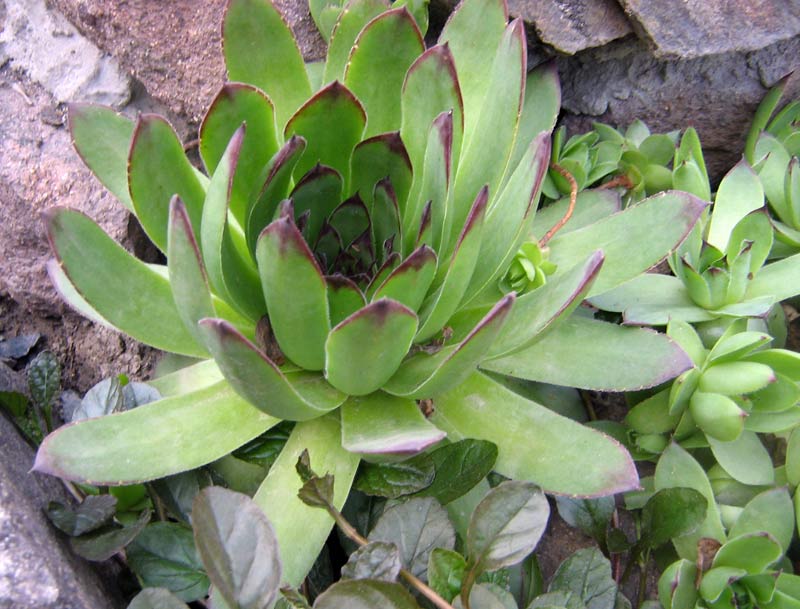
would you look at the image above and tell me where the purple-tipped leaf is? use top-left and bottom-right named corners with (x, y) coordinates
top-left (290, 164), bottom-right (344, 243)
top-left (341, 392), bottom-right (446, 454)
top-left (199, 319), bottom-right (344, 421)
top-left (432, 372), bottom-right (639, 496)
top-left (372, 245), bottom-right (438, 312)
top-left (385, 293), bottom-right (514, 399)
top-left (350, 133), bottom-right (413, 214)
top-left (372, 179), bottom-right (403, 265)
top-left (256, 215), bottom-right (330, 370)
top-left (323, 0), bottom-right (387, 83)
top-left (483, 315), bottom-right (693, 391)
top-left (325, 298), bottom-right (418, 395)
top-left (327, 275), bottom-right (367, 327)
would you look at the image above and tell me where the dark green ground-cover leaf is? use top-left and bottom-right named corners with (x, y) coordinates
top-left (341, 541), bottom-right (402, 582)
top-left (46, 495), bottom-right (117, 536)
top-left (639, 488), bottom-right (707, 550)
top-left (549, 548), bottom-right (617, 609)
top-left (71, 509), bottom-right (150, 561)
top-left (555, 496), bottom-right (614, 543)
top-left (415, 439), bottom-right (497, 505)
top-left (28, 351), bottom-right (59, 410)
top-left (355, 455), bottom-right (435, 499)
top-left (313, 580), bottom-right (420, 608)
top-left (428, 548), bottom-right (466, 603)
top-left (127, 588), bottom-right (190, 609)
top-left (369, 496), bottom-right (455, 579)
top-left (467, 481), bottom-right (549, 573)
top-left (193, 487), bottom-right (282, 609)
top-left (127, 522), bottom-right (209, 602)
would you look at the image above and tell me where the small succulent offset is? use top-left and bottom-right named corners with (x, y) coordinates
top-left (34, 0), bottom-right (707, 587)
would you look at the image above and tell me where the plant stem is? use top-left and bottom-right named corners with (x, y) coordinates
top-left (598, 174), bottom-right (634, 191)
top-left (146, 484), bottom-right (167, 522)
top-left (326, 505), bottom-right (456, 609)
top-left (62, 480), bottom-right (84, 503)
top-left (540, 162), bottom-right (578, 247)
top-left (638, 554), bottom-right (650, 608)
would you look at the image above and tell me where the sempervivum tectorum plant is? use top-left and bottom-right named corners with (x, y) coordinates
top-left (35, 0), bottom-right (705, 584)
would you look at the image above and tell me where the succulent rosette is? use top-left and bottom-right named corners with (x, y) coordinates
top-left (35, 0), bottom-right (706, 585)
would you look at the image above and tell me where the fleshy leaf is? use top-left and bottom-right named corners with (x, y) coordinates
top-left (253, 416), bottom-right (359, 586)
top-left (730, 488), bottom-right (794, 552)
top-left (46, 208), bottom-right (206, 357)
top-left (246, 136), bottom-right (307, 255)
top-left (34, 381), bottom-right (279, 485)
top-left (401, 44), bottom-right (464, 180)
top-left (488, 251), bottom-right (604, 358)
top-left (199, 319), bottom-right (345, 421)
top-left (256, 213), bottom-right (330, 370)
top-left (327, 275), bottom-right (366, 326)
top-left (168, 197), bottom-right (216, 346)
top-left (323, 0), bottom-right (387, 83)
top-left (341, 392), bottom-right (445, 454)
top-left (384, 293), bottom-right (514, 398)
top-left (344, 7), bottom-right (424, 136)
top-left (193, 487), bottom-right (281, 609)
top-left (482, 316), bottom-right (692, 391)
top-left (746, 252), bottom-right (800, 301)
top-left (68, 103), bottom-right (134, 210)
top-left (223, 0), bottom-right (311, 127)
top-left (290, 164), bottom-right (344, 244)
top-left (350, 133), bottom-right (413, 216)
top-left (549, 191), bottom-right (707, 297)
top-left (706, 159), bottom-right (765, 252)
top-left (373, 246), bottom-right (437, 311)
top-left (707, 432), bottom-right (774, 486)
top-left (325, 299), bottom-right (418, 395)
top-left (450, 19), bottom-right (526, 248)
top-left (432, 372), bottom-right (639, 496)
top-left (128, 114), bottom-right (206, 252)
top-left (199, 125), bottom-right (265, 321)
top-left (531, 189), bottom-right (621, 241)
top-left (712, 533), bottom-right (782, 574)
top-left (46, 258), bottom-right (112, 329)
top-left (200, 83), bottom-right (280, 225)
top-left (284, 81), bottom-right (366, 186)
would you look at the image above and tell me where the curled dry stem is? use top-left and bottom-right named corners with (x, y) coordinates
top-left (540, 162), bottom-right (578, 247)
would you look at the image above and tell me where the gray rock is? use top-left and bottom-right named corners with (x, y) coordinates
top-left (0, 0), bottom-right (130, 106)
top-left (619, 0), bottom-right (800, 58)
top-left (0, 415), bottom-right (121, 608)
top-left (509, 0), bottom-right (632, 54)
top-left (556, 35), bottom-right (800, 182)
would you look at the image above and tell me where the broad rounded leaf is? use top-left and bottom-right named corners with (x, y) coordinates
top-left (313, 580), bottom-right (420, 609)
top-left (127, 588), bottom-right (191, 609)
top-left (640, 488), bottom-right (707, 550)
top-left (193, 487), bottom-right (282, 609)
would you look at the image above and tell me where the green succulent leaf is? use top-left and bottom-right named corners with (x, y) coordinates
top-left (531, 190), bottom-right (621, 241)
top-left (254, 416), bottom-right (359, 586)
top-left (199, 319), bottom-right (345, 420)
top-left (284, 81), bottom-right (366, 185)
top-left (193, 487), bottom-right (281, 609)
top-left (369, 496), bottom-right (456, 579)
top-left (433, 372), bottom-right (639, 497)
top-left (350, 133), bottom-right (413, 215)
top-left (712, 532), bottom-right (782, 574)
top-left (466, 481), bottom-right (548, 573)
top-left (549, 191), bottom-right (707, 297)
top-left (706, 160), bottom-right (765, 252)
top-left (385, 293), bottom-right (514, 398)
top-left (128, 114), bottom-right (206, 252)
top-left (200, 83), bottom-right (280, 225)
top-left (654, 443), bottom-right (725, 560)
top-left (325, 299), bottom-right (418, 395)
top-left (34, 381), bottom-right (278, 485)
top-left (729, 487), bottom-right (794, 552)
top-left (127, 588), bottom-right (191, 609)
top-left (401, 45), bottom-right (464, 183)
top-left (127, 522), bottom-right (209, 602)
top-left (488, 251), bottom-right (604, 358)
top-left (323, 0), bottom-right (387, 83)
top-left (746, 252), bottom-right (800, 302)
top-left (45, 208), bottom-right (207, 357)
top-left (257, 212), bottom-right (330, 370)
top-left (658, 559), bottom-right (698, 609)
top-left (167, 197), bottom-right (216, 346)
top-left (549, 549), bottom-right (617, 609)
top-left (373, 246), bottom-right (438, 311)
top-left (415, 439), bottom-right (497, 505)
top-left (68, 103), bottom-right (134, 210)
top-left (708, 431), bottom-right (774, 486)
top-left (200, 125), bottom-right (266, 321)
top-left (223, 0), bottom-right (311, 128)
top-left (313, 580), bottom-right (421, 609)
top-left (483, 316), bottom-right (692, 391)
top-left (340, 392), bottom-right (446, 454)
top-left (344, 7), bottom-right (424, 136)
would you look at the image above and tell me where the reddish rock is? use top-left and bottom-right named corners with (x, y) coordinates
top-left (508, 0), bottom-right (632, 54)
top-left (619, 0), bottom-right (800, 58)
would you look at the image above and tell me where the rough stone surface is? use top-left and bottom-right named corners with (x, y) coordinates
top-left (556, 36), bottom-right (800, 183)
top-left (620, 0), bottom-right (800, 58)
top-left (508, 0), bottom-right (632, 54)
top-left (0, 0), bottom-right (130, 106)
top-left (0, 414), bottom-right (123, 608)
top-left (50, 0), bottom-right (327, 123)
